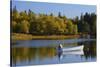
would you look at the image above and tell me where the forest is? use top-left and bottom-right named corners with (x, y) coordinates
top-left (11, 6), bottom-right (96, 37)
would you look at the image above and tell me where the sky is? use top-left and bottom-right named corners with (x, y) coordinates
top-left (11, 0), bottom-right (96, 19)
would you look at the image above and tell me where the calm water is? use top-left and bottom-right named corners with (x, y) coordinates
top-left (11, 38), bottom-right (96, 66)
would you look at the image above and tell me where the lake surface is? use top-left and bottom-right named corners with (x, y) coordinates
top-left (11, 38), bottom-right (96, 66)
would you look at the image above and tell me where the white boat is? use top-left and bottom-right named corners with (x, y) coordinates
top-left (62, 45), bottom-right (84, 52)
top-left (57, 45), bottom-right (84, 60)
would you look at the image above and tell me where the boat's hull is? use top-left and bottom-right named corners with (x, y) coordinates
top-left (62, 45), bottom-right (84, 52)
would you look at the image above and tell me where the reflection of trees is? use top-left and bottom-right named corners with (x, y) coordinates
top-left (38, 48), bottom-right (56, 60)
top-left (79, 41), bottom-right (96, 60)
top-left (12, 47), bottom-right (36, 65)
top-left (12, 47), bottom-right (56, 65)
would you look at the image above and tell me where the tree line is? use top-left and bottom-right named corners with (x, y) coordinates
top-left (11, 6), bottom-right (96, 35)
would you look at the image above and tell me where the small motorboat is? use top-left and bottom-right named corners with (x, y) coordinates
top-left (57, 44), bottom-right (84, 52)
top-left (63, 45), bottom-right (84, 52)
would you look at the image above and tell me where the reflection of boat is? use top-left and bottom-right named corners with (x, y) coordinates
top-left (58, 50), bottom-right (84, 60)
top-left (63, 50), bottom-right (84, 55)
top-left (57, 44), bottom-right (84, 53)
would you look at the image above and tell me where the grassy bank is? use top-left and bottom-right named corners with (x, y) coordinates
top-left (12, 33), bottom-right (80, 40)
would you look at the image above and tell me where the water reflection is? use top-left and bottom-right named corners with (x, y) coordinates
top-left (12, 47), bottom-right (56, 65)
top-left (57, 50), bottom-right (84, 61)
top-left (11, 40), bottom-right (96, 66)
top-left (81, 41), bottom-right (96, 60)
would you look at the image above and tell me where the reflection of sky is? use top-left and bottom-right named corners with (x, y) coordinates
top-left (12, 39), bottom-right (96, 47)
top-left (11, 1), bottom-right (96, 18)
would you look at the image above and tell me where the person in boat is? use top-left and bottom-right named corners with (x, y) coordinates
top-left (58, 44), bottom-right (63, 53)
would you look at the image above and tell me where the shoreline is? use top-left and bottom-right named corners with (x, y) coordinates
top-left (12, 33), bottom-right (80, 40)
